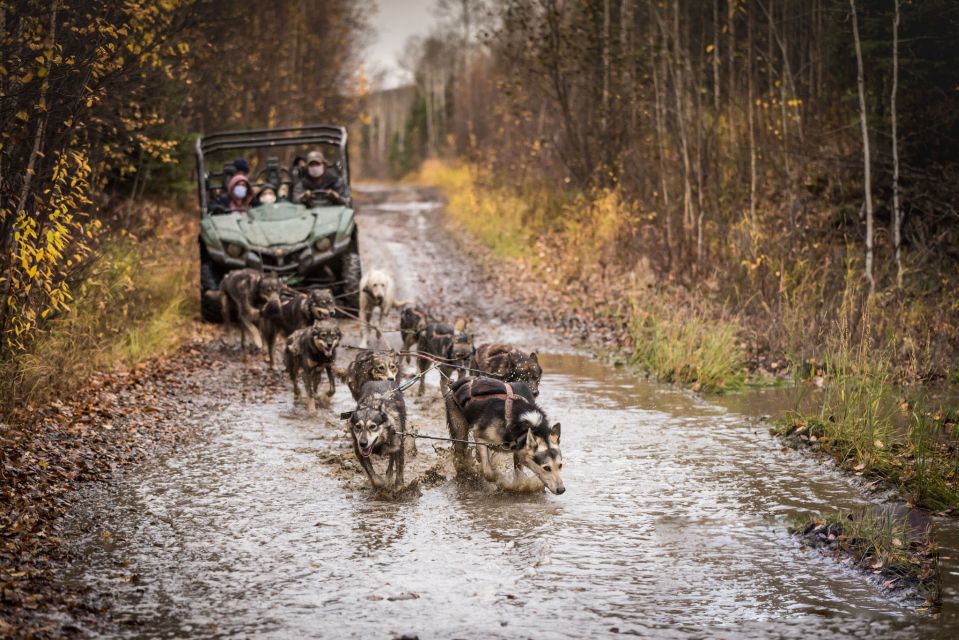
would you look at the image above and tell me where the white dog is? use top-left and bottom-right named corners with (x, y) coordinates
top-left (359, 268), bottom-right (396, 349)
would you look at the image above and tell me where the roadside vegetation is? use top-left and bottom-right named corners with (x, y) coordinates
top-left (789, 507), bottom-right (941, 610)
top-left (2, 205), bottom-right (196, 411)
top-left (1, 3), bottom-right (370, 635)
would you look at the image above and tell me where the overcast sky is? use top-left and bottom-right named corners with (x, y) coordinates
top-left (367, 0), bottom-right (439, 89)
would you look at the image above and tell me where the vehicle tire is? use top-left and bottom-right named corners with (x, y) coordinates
top-left (337, 251), bottom-right (362, 315)
top-left (200, 257), bottom-right (223, 323)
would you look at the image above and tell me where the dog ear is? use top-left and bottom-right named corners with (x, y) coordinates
top-left (524, 428), bottom-right (535, 450)
top-left (529, 351), bottom-right (539, 362)
top-left (550, 422), bottom-right (561, 443)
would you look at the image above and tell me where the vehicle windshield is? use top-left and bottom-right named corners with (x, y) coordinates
top-left (203, 141), bottom-right (345, 214)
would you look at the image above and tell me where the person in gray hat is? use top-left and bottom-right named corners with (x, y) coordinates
top-left (292, 150), bottom-right (347, 206)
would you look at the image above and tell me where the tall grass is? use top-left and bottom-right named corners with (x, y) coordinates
top-left (418, 158), bottom-right (747, 393)
top-left (781, 299), bottom-right (959, 510)
top-left (790, 505), bottom-right (940, 607)
top-left (2, 223), bottom-right (194, 410)
top-left (417, 160), bottom-right (543, 259)
top-left (628, 296), bottom-right (745, 392)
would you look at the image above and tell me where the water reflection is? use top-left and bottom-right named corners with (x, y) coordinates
top-left (53, 351), bottom-right (958, 639)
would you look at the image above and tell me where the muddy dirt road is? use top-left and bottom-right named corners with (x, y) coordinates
top-left (48, 187), bottom-right (959, 638)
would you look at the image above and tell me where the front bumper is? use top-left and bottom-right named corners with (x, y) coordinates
top-left (205, 236), bottom-right (352, 277)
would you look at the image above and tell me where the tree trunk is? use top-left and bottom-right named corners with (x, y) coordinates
top-left (727, 0), bottom-right (737, 143)
top-left (650, 5), bottom-right (673, 270)
top-left (748, 0), bottom-right (757, 228)
top-left (672, 0), bottom-right (695, 257)
top-left (850, 0), bottom-right (875, 296)
top-left (712, 0), bottom-right (720, 112)
top-left (892, 0), bottom-right (903, 289)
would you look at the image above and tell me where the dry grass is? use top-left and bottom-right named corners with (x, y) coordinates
top-left (417, 159), bottom-right (748, 393)
top-left (790, 506), bottom-right (941, 609)
top-left (628, 293), bottom-right (746, 392)
top-left (2, 203), bottom-right (196, 411)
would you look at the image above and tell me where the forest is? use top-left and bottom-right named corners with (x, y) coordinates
top-left (381, 0), bottom-right (959, 381)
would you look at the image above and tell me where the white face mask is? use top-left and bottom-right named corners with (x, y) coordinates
top-left (308, 164), bottom-right (323, 178)
top-left (260, 192), bottom-right (276, 204)
top-left (233, 184), bottom-right (248, 199)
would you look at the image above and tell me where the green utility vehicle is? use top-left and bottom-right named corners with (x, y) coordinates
top-left (195, 125), bottom-right (361, 321)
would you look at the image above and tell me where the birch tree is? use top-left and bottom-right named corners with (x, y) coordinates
top-left (891, 0), bottom-right (903, 289)
top-left (850, 0), bottom-right (875, 296)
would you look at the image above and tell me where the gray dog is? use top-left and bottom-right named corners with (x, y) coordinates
top-left (260, 288), bottom-right (336, 369)
top-left (346, 380), bottom-right (406, 490)
top-left (284, 319), bottom-right (342, 415)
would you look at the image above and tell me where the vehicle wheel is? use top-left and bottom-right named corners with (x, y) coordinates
top-left (337, 251), bottom-right (362, 315)
top-left (200, 257), bottom-right (223, 323)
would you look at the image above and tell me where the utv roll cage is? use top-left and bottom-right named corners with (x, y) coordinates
top-left (195, 124), bottom-right (350, 214)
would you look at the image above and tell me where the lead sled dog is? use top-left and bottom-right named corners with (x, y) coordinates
top-left (445, 377), bottom-right (564, 494)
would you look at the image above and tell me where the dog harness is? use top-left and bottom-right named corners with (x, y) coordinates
top-left (459, 378), bottom-right (516, 425)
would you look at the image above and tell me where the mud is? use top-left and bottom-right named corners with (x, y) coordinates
top-left (18, 185), bottom-right (959, 638)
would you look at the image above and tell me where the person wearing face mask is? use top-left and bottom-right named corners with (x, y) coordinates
top-left (254, 183), bottom-right (278, 206)
top-left (226, 173), bottom-right (253, 211)
top-left (292, 150), bottom-right (348, 206)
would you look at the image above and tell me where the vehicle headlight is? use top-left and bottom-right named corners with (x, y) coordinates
top-left (224, 242), bottom-right (244, 258)
top-left (313, 237), bottom-right (332, 252)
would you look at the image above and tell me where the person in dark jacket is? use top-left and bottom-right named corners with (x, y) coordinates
top-left (292, 150), bottom-right (348, 206)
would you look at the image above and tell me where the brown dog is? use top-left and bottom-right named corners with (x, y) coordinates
top-left (469, 343), bottom-right (543, 396)
top-left (346, 349), bottom-right (400, 400)
top-left (213, 269), bottom-right (281, 351)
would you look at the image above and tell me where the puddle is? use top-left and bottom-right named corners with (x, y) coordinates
top-left (50, 188), bottom-right (959, 638)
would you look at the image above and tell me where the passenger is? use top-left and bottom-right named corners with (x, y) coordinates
top-left (292, 150), bottom-right (347, 206)
top-left (226, 174), bottom-right (253, 211)
top-left (232, 157), bottom-right (250, 176)
top-left (254, 183), bottom-right (278, 206)
top-left (291, 155), bottom-right (307, 182)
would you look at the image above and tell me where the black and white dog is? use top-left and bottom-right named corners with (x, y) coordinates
top-left (445, 377), bottom-right (564, 494)
top-left (284, 319), bottom-right (342, 415)
top-left (346, 380), bottom-right (406, 490)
